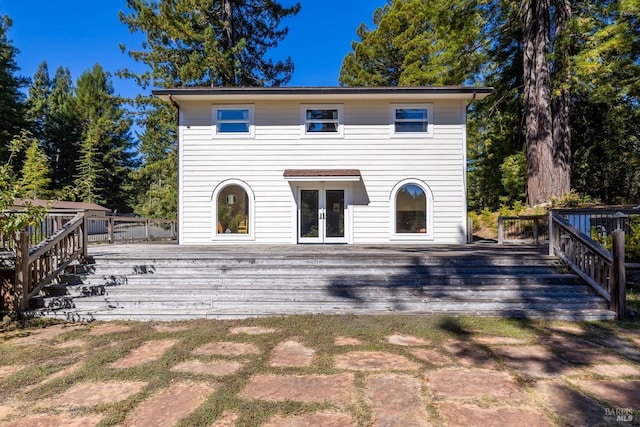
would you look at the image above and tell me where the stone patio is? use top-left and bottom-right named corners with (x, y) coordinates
top-left (1, 321), bottom-right (639, 426)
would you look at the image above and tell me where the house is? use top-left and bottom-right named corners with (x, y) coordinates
top-left (153, 86), bottom-right (492, 245)
top-left (11, 199), bottom-right (112, 235)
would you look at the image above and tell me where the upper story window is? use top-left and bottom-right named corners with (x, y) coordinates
top-left (390, 103), bottom-right (433, 137)
top-left (300, 104), bottom-right (344, 137)
top-left (213, 104), bottom-right (255, 138)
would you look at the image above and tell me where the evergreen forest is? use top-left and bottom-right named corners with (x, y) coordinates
top-left (0, 0), bottom-right (638, 232)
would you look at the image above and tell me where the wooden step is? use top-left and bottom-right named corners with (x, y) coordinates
top-left (32, 243), bottom-right (614, 321)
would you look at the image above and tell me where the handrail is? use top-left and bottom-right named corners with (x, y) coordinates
top-left (86, 216), bottom-right (176, 244)
top-left (548, 211), bottom-right (626, 318)
top-left (12, 214), bottom-right (87, 317)
top-left (497, 214), bottom-right (548, 244)
top-left (4, 211), bottom-right (176, 317)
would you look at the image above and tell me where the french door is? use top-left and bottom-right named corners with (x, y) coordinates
top-left (298, 187), bottom-right (347, 243)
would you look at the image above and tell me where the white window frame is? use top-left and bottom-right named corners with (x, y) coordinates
top-left (389, 179), bottom-right (434, 241)
top-left (389, 103), bottom-right (433, 138)
top-left (300, 104), bottom-right (344, 138)
top-left (212, 179), bottom-right (255, 241)
top-left (212, 104), bottom-right (255, 138)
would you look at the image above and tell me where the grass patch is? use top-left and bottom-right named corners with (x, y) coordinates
top-left (0, 314), bottom-right (639, 426)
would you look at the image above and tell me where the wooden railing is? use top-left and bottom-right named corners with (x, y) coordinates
top-left (1, 213), bottom-right (78, 251)
top-left (2, 213), bottom-right (177, 317)
top-left (548, 211), bottom-right (626, 319)
top-left (86, 216), bottom-right (177, 244)
top-left (497, 215), bottom-right (548, 244)
top-left (12, 214), bottom-right (87, 317)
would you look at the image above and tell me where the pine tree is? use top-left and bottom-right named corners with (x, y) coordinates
top-left (570, 0), bottom-right (640, 203)
top-left (119, 0), bottom-right (301, 88)
top-left (339, 0), bottom-right (490, 86)
top-left (0, 14), bottom-right (27, 160)
top-left (522, 0), bottom-right (573, 206)
top-left (75, 64), bottom-right (136, 210)
top-left (119, 0), bottom-right (300, 218)
top-left (467, 0), bottom-right (527, 210)
top-left (25, 61), bottom-right (51, 145)
top-left (46, 66), bottom-right (82, 190)
top-left (19, 138), bottom-right (51, 199)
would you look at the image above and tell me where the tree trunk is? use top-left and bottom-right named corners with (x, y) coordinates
top-left (551, 0), bottom-right (572, 197)
top-left (524, 0), bottom-right (554, 206)
top-left (221, 0), bottom-right (236, 85)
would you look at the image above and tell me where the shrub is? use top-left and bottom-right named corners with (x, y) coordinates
top-left (592, 215), bottom-right (640, 263)
top-left (551, 189), bottom-right (597, 208)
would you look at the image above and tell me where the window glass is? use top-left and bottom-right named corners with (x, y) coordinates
top-left (218, 122), bottom-right (250, 133)
top-left (395, 184), bottom-right (427, 233)
top-left (394, 108), bottom-right (428, 133)
top-left (305, 108), bottom-right (339, 133)
top-left (306, 122), bottom-right (338, 133)
top-left (216, 108), bottom-right (250, 133)
top-left (217, 185), bottom-right (249, 234)
top-left (395, 108), bottom-right (427, 120)
top-left (218, 109), bottom-right (249, 121)
top-left (306, 109), bottom-right (338, 120)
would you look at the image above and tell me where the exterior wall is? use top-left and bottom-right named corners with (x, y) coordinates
top-left (178, 98), bottom-right (467, 244)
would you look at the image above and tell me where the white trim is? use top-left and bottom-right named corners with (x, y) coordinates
top-left (284, 176), bottom-right (360, 182)
top-left (300, 104), bottom-right (344, 138)
top-left (389, 103), bottom-right (433, 138)
top-left (178, 107), bottom-right (185, 244)
top-left (211, 179), bottom-right (256, 241)
top-left (293, 183), bottom-right (351, 244)
top-left (461, 101), bottom-right (469, 243)
top-left (389, 178), bottom-right (434, 241)
top-left (212, 104), bottom-right (255, 138)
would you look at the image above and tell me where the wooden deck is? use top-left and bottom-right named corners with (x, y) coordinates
top-left (32, 242), bottom-right (615, 321)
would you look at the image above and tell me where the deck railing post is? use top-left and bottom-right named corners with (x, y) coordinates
top-left (610, 230), bottom-right (627, 319)
top-left (548, 211), bottom-right (555, 256)
top-left (81, 214), bottom-right (88, 259)
top-left (13, 230), bottom-right (30, 319)
top-left (467, 216), bottom-right (473, 244)
top-left (107, 217), bottom-right (115, 243)
top-left (498, 216), bottom-right (504, 244)
top-left (146, 219), bottom-right (151, 241)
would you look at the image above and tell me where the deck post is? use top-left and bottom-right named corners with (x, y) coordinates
top-left (548, 211), bottom-right (555, 256)
top-left (82, 214), bottom-right (88, 259)
top-left (13, 230), bottom-right (30, 319)
top-left (107, 217), bottom-right (115, 243)
top-left (497, 216), bottom-right (504, 244)
top-left (610, 230), bottom-right (626, 319)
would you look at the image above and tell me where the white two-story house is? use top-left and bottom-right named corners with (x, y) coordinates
top-left (153, 86), bottom-right (492, 245)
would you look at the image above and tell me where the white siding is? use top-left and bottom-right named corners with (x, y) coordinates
top-left (179, 99), bottom-right (467, 245)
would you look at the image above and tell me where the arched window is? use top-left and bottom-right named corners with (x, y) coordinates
top-left (212, 180), bottom-right (254, 238)
top-left (390, 179), bottom-right (433, 240)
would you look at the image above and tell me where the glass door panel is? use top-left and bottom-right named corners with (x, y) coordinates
top-left (299, 189), bottom-right (320, 241)
top-left (325, 190), bottom-right (345, 239)
top-left (298, 187), bottom-right (347, 243)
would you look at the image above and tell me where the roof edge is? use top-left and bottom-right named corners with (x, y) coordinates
top-left (153, 86), bottom-right (493, 102)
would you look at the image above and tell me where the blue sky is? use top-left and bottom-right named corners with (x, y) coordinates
top-left (2, 1), bottom-right (385, 98)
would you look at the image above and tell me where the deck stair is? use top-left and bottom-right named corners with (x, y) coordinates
top-left (30, 243), bottom-right (615, 321)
